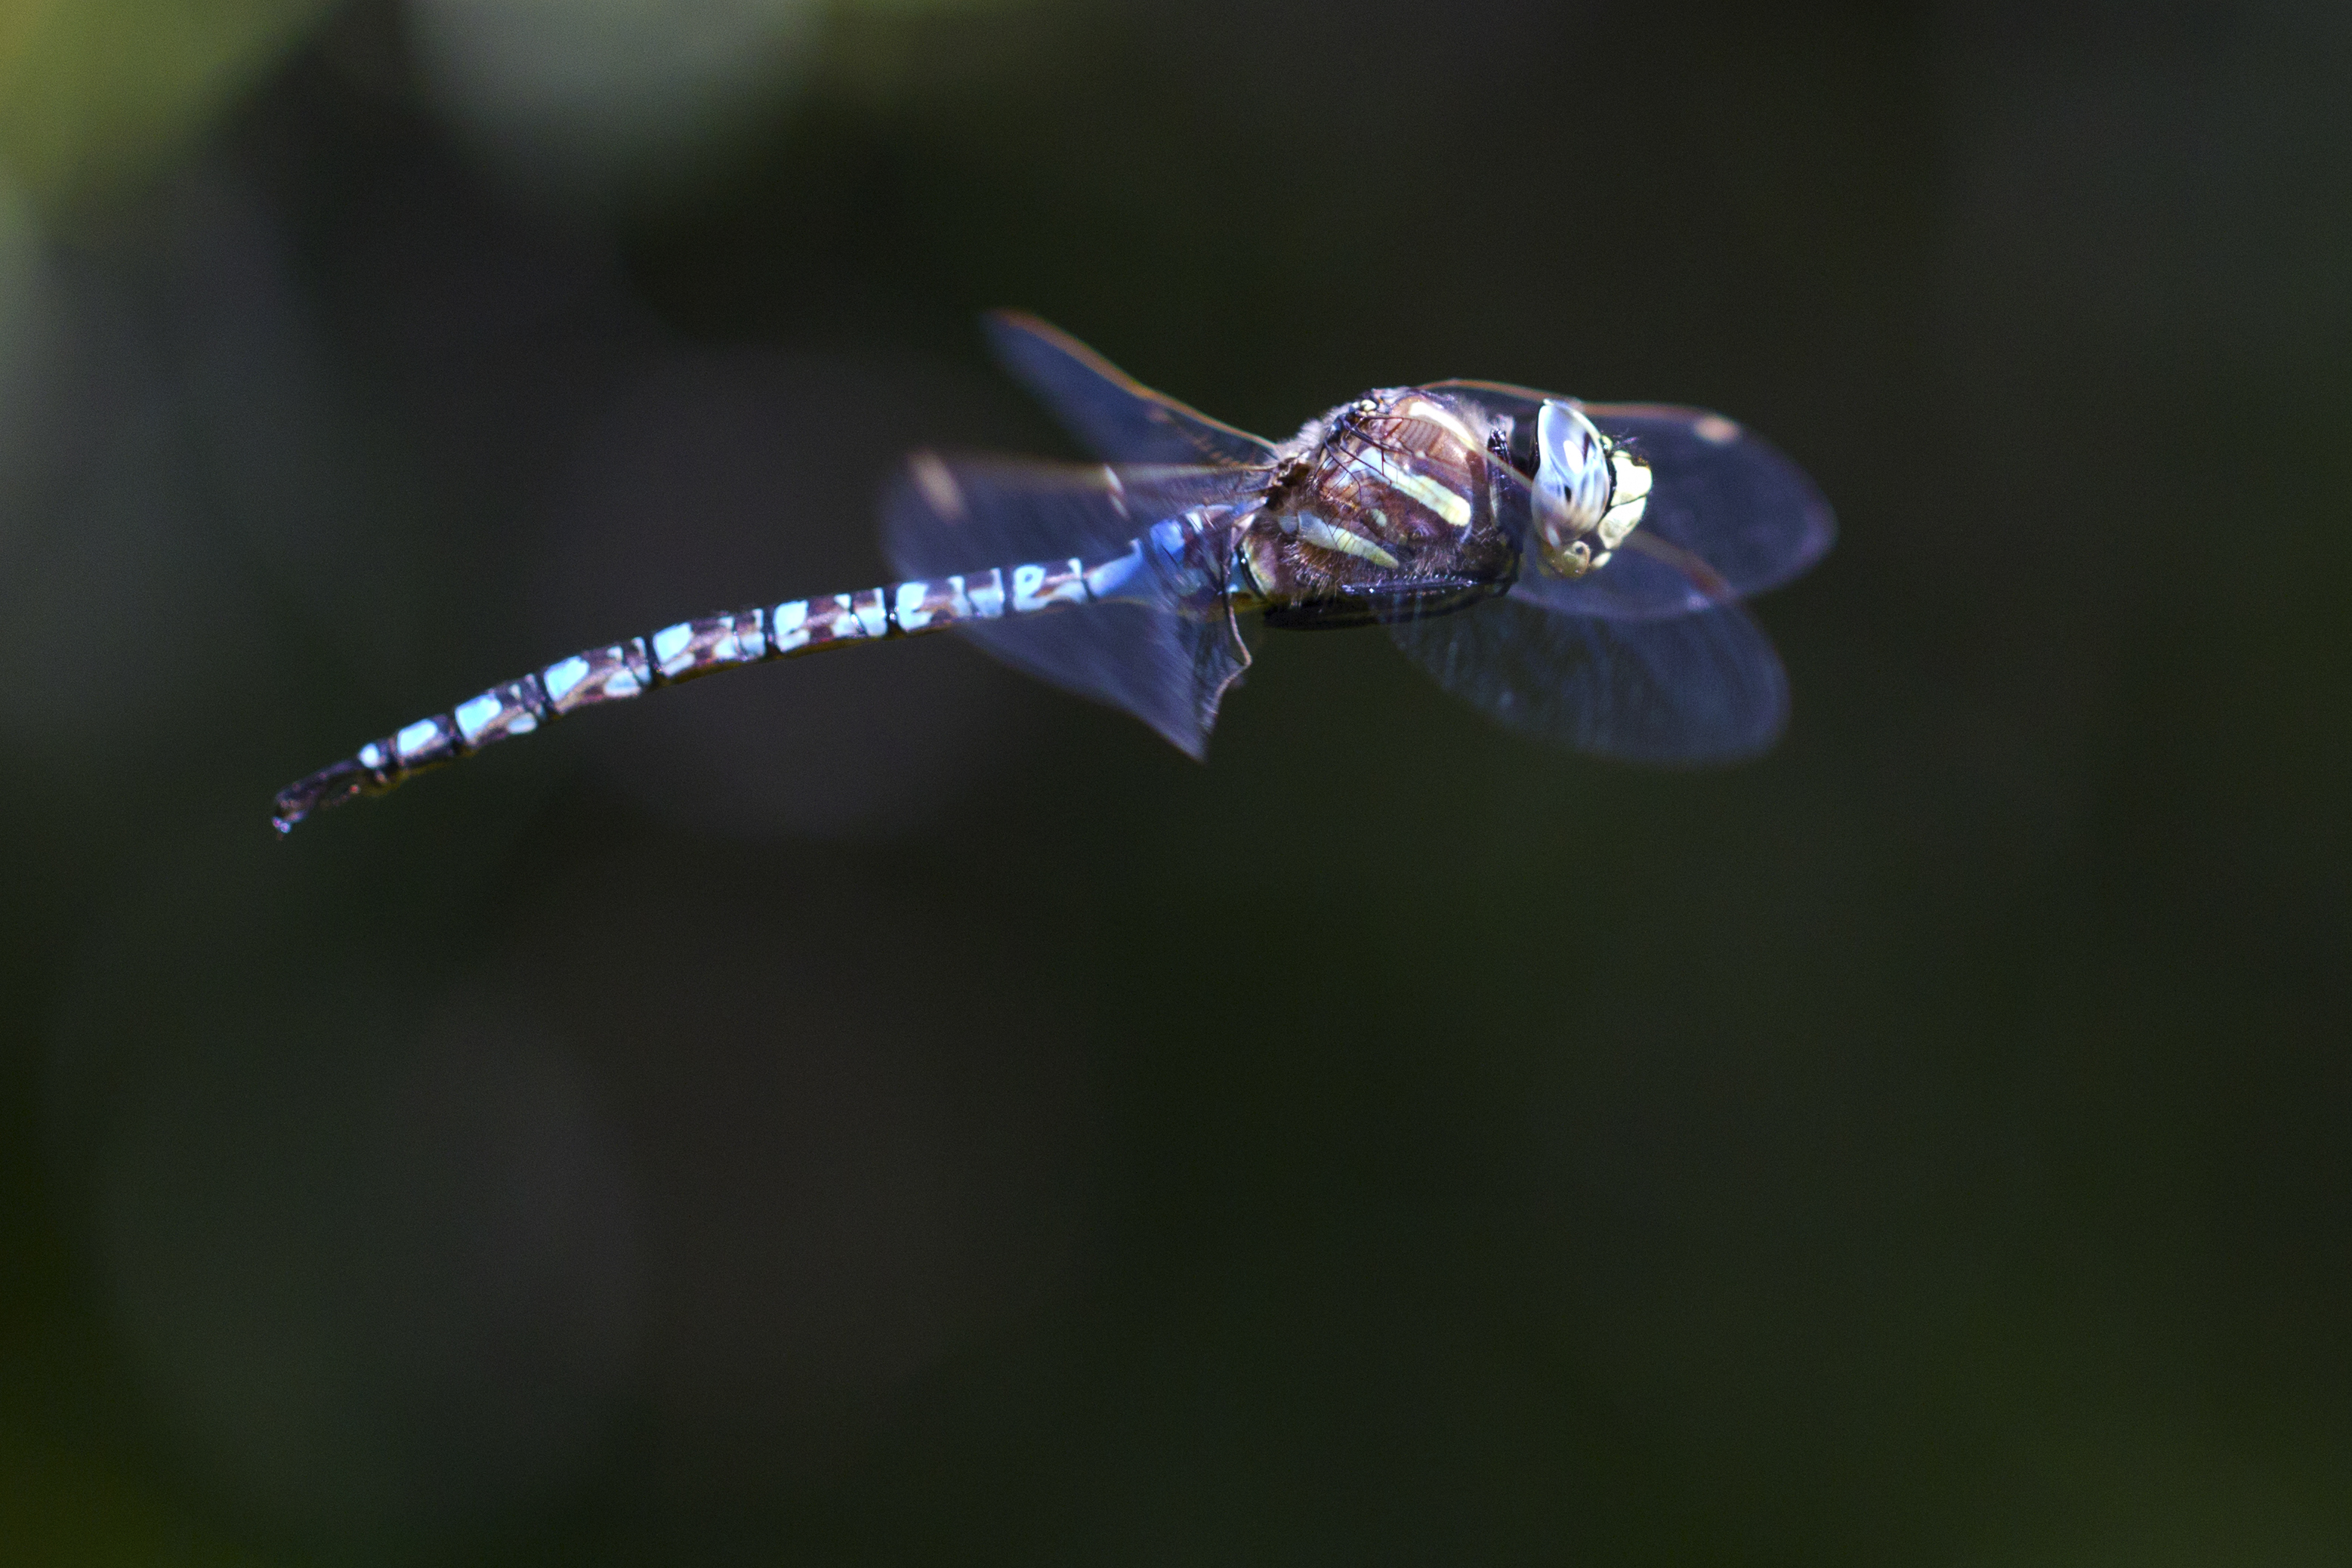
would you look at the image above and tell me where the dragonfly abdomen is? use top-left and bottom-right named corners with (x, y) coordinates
top-left (270, 551), bottom-right (1140, 835)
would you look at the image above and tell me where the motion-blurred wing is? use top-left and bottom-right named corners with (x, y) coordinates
top-left (1388, 591), bottom-right (1790, 763)
top-left (882, 453), bottom-right (1258, 757)
top-left (1431, 381), bottom-right (1834, 619)
top-left (987, 312), bottom-right (1280, 468)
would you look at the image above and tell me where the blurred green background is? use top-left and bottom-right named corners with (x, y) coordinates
top-left (2, 0), bottom-right (2348, 1562)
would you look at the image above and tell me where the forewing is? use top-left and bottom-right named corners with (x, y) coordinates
top-left (1430, 380), bottom-right (1834, 617)
top-left (987, 311), bottom-right (1280, 468)
top-left (1387, 591), bottom-right (1790, 763)
top-left (881, 453), bottom-right (1256, 757)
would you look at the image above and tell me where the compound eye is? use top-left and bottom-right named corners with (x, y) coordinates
top-left (1534, 400), bottom-right (1612, 536)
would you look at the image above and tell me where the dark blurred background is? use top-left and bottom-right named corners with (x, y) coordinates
top-left (2, 0), bottom-right (2347, 1561)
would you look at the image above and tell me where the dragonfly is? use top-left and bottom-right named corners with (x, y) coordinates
top-left (270, 313), bottom-right (1832, 833)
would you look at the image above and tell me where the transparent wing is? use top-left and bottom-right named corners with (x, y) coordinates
top-left (1387, 591), bottom-right (1790, 763)
top-left (881, 454), bottom-right (1258, 758)
top-left (1430, 381), bottom-right (1834, 619)
top-left (986, 311), bottom-right (1280, 468)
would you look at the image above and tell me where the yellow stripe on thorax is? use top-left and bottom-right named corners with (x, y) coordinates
top-left (1353, 449), bottom-right (1471, 529)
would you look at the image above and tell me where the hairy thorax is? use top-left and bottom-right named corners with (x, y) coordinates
top-left (1240, 390), bottom-right (1523, 629)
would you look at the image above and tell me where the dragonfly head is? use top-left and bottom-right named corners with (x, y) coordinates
top-left (1530, 400), bottom-right (1651, 578)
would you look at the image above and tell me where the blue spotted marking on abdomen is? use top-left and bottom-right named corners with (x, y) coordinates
top-left (270, 545), bottom-right (1146, 833)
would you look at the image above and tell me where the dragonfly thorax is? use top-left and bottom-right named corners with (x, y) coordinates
top-left (1244, 388), bottom-right (1520, 629)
